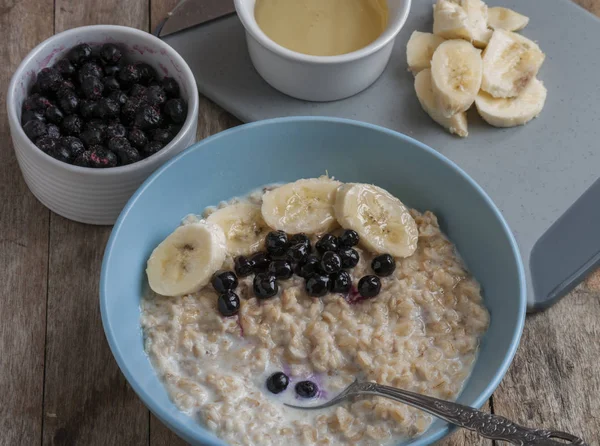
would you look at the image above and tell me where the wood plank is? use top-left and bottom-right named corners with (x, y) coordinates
top-left (0, 1), bottom-right (53, 445)
top-left (41, 1), bottom-right (151, 445)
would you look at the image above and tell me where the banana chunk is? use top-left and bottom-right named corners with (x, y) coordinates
top-left (431, 40), bottom-right (483, 117)
top-left (206, 202), bottom-right (271, 256)
top-left (488, 7), bottom-right (529, 32)
top-left (475, 77), bottom-right (547, 127)
top-left (414, 69), bottom-right (468, 137)
top-left (481, 29), bottom-right (545, 98)
top-left (261, 177), bottom-right (341, 234)
top-left (334, 184), bottom-right (419, 258)
top-left (146, 221), bottom-right (227, 297)
top-left (433, 0), bottom-right (490, 48)
top-left (406, 31), bottom-right (445, 75)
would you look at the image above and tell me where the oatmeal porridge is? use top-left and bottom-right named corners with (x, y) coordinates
top-left (141, 177), bottom-right (490, 446)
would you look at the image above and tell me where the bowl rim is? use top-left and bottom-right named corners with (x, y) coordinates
top-left (100, 116), bottom-right (527, 446)
top-left (234, 0), bottom-right (412, 64)
top-left (6, 24), bottom-right (199, 176)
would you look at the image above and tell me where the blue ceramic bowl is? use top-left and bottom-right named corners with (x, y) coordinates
top-left (100, 117), bottom-right (526, 445)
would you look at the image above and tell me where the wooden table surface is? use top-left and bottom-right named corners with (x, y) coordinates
top-left (1, 1), bottom-right (600, 445)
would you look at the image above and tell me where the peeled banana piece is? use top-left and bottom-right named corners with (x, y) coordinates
top-left (475, 77), bottom-right (547, 127)
top-left (488, 7), bottom-right (529, 32)
top-left (414, 69), bottom-right (468, 137)
top-left (433, 0), bottom-right (491, 48)
top-left (481, 29), bottom-right (545, 98)
top-left (406, 31), bottom-right (446, 75)
top-left (431, 39), bottom-right (483, 117)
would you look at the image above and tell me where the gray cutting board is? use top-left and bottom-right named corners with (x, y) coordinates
top-left (163, 0), bottom-right (600, 312)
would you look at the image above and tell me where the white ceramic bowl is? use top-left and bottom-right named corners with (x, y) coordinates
top-left (234, 0), bottom-right (411, 102)
top-left (7, 25), bottom-right (199, 225)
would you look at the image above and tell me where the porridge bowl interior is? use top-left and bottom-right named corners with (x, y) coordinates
top-left (101, 117), bottom-right (526, 446)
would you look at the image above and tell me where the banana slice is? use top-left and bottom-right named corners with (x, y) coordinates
top-left (481, 29), bottom-right (545, 98)
top-left (475, 77), bottom-right (547, 127)
top-left (433, 0), bottom-right (490, 48)
top-left (334, 184), bottom-right (419, 258)
top-left (461, 0), bottom-right (491, 48)
top-left (431, 39), bottom-right (483, 117)
top-left (146, 221), bottom-right (227, 297)
top-left (206, 202), bottom-right (271, 256)
top-left (406, 31), bottom-right (445, 75)
top-left (261, 177), bottom-right (341, 234)
top-left (414, 69), bottom-right (468, 137)
top-left (488, 7), bottom-right (529, 32)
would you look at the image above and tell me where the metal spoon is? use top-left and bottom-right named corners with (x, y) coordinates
top-left (285, 380), bottom-right (588, 445)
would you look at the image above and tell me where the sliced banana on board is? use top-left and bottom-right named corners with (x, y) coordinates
top-left (334, 184), bottom-right (419, 258)
top-left (406, 31), bottom-right (446, 75)
top-left (481, 29), bottom-right (545, 98)
top-left (475, 77), bottom-right (547, 127)
top-left (414, 69), bottom-right (468, 137)
top-left (261, 177), bottom-right (341, 234)
top-left (431, 39), bottom-right (483, 117)
top-left (206, 202), bottom-right (271, 256)
top-left (488, 7), bottom-right (529, 32)
top-left (146, 221), bottom-right (227, 297)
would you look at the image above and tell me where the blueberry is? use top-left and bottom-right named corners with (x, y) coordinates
top-left (94, 98), bottom-right (120, 119)
top-left (129, 83), bottom-right (147, 98)
top-left (81, 76), bottom-right (104, 100)
top-left (164, 98), bottom-right (187, 123)
top-left (121, 97), bottom-right (143, 123)
top-left (144, 85), bottom-right (167, 106)
top-left (21, 109), bottom-right (46, 125)
top-left (36, 67), bottom-right (63, 94)
top-left (162, 76), bottom-right (180, 98)
top-left (100, 43), bottom-right (123, 65)
top-left (46, 143), bottom-right (72, 163)
top-left (253, 272), bottom-right (278, 299)
top-left (165, 123), bottom-right (182, 138)
top-left (59, 136), bottom-right (85, 159)
top-left (211, 270), bottom-right (239, 294)
top-left (329, 270), bottom-right (351, 294)
top-left (79, 100), bottom-right (96, 120)
top-left (77, 61), bottom-right (104, 83)
top-left (316, 234), bottom-right (338, 254)
top-left (35, 136), bottom-right (58, 153)
top-left (287, 243), bottom-right (310, 264)
top-left (321, 251), bottom-right (342, 274)
top-left (61, 115), bottom-right (83, 136)
top-left (23, 120), bottom-right (47, 140)
top-left (141, 141), bottom-right (163, 158)
top-left (339, 229), bottom-right (360, 248)
top-left (151, 128), bottom-right (172, 143)
top-left (103, 76), bottom-right (121, 91)
top-left (305, 274), bottom-right (330, 297)
top-left (22, 93), bottom-right (52, 111)
top-left (73, 150), bottom-right (93, 167)
top-left (127, 127), bottom-right (148, 148)
top-left (67, 43), bottom-right (92, 66)
top-left (86, 119), bottom-right (108, 135)
top-left (289, 233), bottom-right (310, 250)
top-left (296, 254), bottom-right (321, 278)
top-left (108, 89), bottom-right (128, 105)
top-left (45, 105), bottom-right (64, 124)
top-left (58, 91), bottom-right (79, 115)
top-left (89, 146), bottom-right (118, 168)
top-left (250, 252), bottom-right (271, 273)
top-left (46, 124), bottom-right (60, 139)
top-left (358, 275), bottom-right (381, 298)
top-left (339, 248), bottom-right (359, 269)
top-left (234, 256), bottom-right (254, 277)
top-left (265, 230), bottom-right (289, 256)
top-left (80, 127), bottom-right (104, 147)
top-left (217, 290), bottom-right (241, 317)
top-left (268, 259), bottom-right (293, 280)
top-left (55, 58), bottom-right (76, 78)
top-left (266, 372), bottom-right (289, 394)
top-left (371, 254), bottom-right (396, 277)
top-left (108, 137), bottom-right (140, 165)
top-left (295, 381), bottom-right (318, 398)
top-left (134, 105), bottom-right (161, 130)
top-left (136, 62), bottom-right (157, 85)
top-left (106, 122), bottom-right (126, 139)
top-left (103, 64), bottom-right (120, 77)
top-left (119, 63), bottom-right (141, 87)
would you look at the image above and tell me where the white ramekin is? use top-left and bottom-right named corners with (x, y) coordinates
top-left (7, 25), bottom-right (199, 225)
top-left (234, 0), bottom-right (411, 102)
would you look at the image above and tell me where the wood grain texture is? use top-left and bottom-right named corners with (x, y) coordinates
top-left (0, 1), bottom-right (53, 445)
